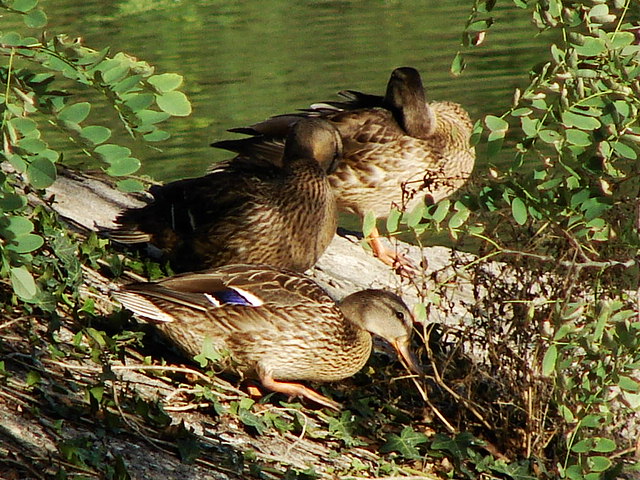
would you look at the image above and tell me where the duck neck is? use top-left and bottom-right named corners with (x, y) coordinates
top-left (384, 85), bottom-right (434, 139)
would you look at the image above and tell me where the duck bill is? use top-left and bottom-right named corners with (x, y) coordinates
top-left (393, 338), bottom-right (423, 376)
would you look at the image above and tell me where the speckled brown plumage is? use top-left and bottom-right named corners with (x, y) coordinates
top-left (211, 68), bottom-right (475, 273)
top-left (110, 118), bottom-right (341, 273)
top-left (212, 67), bottom-right (475, 218)
top-left (113, 264), bottom-right (421, 409)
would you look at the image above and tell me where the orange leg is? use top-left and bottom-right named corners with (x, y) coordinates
top-left (260, 373), bottom-right (342, 410)
top-left (368, 226), bottom-right (420, 277)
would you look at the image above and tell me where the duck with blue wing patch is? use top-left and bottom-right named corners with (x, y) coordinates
top-left (113, 264), bottom-right (423, 410)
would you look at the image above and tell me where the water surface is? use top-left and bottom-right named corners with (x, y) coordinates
top-left (32, 0), bottom-right (551, 181)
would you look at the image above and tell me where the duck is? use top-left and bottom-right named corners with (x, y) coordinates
top-left (109, 118), bottom-right (341, 273)
top-left (212, 67), bottom-right (475, 275)
top-left (112, 263), bottom-right (423, 410)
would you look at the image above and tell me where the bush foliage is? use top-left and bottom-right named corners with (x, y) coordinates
top-left (1, 0), bottom-right (639, 479)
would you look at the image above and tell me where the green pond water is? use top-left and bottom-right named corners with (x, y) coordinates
top-left (28, 0), bottom-right (552, 180)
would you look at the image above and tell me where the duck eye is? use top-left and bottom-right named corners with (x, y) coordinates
top-left (395, 311), bottom-right (405, 321)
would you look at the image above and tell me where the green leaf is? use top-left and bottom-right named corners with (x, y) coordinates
top-left (542, 344), bottom-right (557, 376)
top-left (562, 111), bottom-right (601, 130)
top-left (124, 93), bottom-right (155, 112)
top-left (24, 8), bottom-right (47, 28)
top-left (155, 91), bottom-right (191, 116)
top-left (10, 266), bottom-right (38, 300)
top-left (385, 208), bottom-right (401, 234)
top-left (116, 178), bottom-right (145, 193)
top-left (431, 199), bottom-right (451, 223)
top-left (27, 157), bottom-right (57, 189)
top-left (572, 438), bottom-right (593, 453)
top-left (612, 141), bottom-right (637, 160)
top-left (105, 157), bottom-right (141, 177)
top-left (143, 129), bottom-right (170, 142)
top-left (95, 144), bottom-right (131, 161)
top-left (80, 125), bottom-right (111, 145)
top-left (511, 107), bottom-right (532, 117)
top-left (362, 210), bottom-right (377, 238)
top-left (450, 52), bottom-right (465, 76)
top-left (12, 0), bottom-right (38, 12)
top-left (148, 73), bottom-right (184, 93)
top-left (9, 117), bottom-right (38, 135)
top-left (2, 216), bottom-right (34, 237)
top-left (0, 193), bottom-right (27, 211)
top-left (405, 203), bottom-right (424, 228)
top-left (587, 456), bottom-right (612, 473)
top-left (19, 137), bottom-right (47, 154)
top-left (380, 426), bottom-right (428, 459)
top-left (565, 129), bottom-right (591, 147)
top-left (7, 233), bottom-right (44, 253)
top-left (58, 102), bottom-right (91, 123)
top-left (448, 203), bottom-right (470, 229)
top-left (137, 109), bottom-right (171, 125)
top-left (538, 129), bottom-right (561, 144)
top-left (521, 116), bottom-right (540, 137)
top-left (485, 115), bottom-right (509, 132)
top-left (511, 197), bottom-right (527, 225)
top-left (593, 438), bottom-right (616, 453)
top-left (573, 37), bottom-right (606, 57)
top-left (618, 376), bottom-right (639, 392)
top-left (26, 370), bottom-right (41, 386)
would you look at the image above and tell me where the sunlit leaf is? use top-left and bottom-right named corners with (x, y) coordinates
top-left (148, 73), bottom-right (184, 93)
top-left (520, 116), bottom-right (539, 137)
top-left (542, 344), bottom-right (557, 376)
top-left (2, 216), bottom-right (34, 237)
top-left (432, 200), bottom-right (451, 223)
top-left (156, 91), bottom-right (191, 116)
top-left (362, 210), bottom-right (377, 238)
top-left (562, 111), bottom-right (601, 130)
top-left (95, 144), bottom-right (131, 161)
top-left (7, 233), bottom-right (45, 253)
top-left (448, 204), bottom-right (470, 229)
top-left (137, 109), bottom-right (171, 125)
top-left (612, 141), bottom-right (637, 160)
top-left (105, 157), bottom-right (141, 176)
top-left (511, 107), bottom-right (532, 117)
top-left (588, 456), bottom-right (612, 473)
top-left (10, 266), bottom-right (38, 300)
top-left (538, 129), bottom-right (561, 144)
top-left (618, 376), bottom-right (639, 392)
top-left (511, 197), bottom-right (527, 225)
top-left (124, 93), bottom-right (155, 111)
top-left (485, 115), bottom-right (508, 132)
top-left (9, 117), bottom-right (38, 135)
top-left (593, 438), bottom-right (616, 453)
top-left (573, 37), bottom-right (606, 57)
top-left (380, 426), bottom-right (428, 459)
top-left (404, 203), bottom-right (424, 228)
top-left (565, 129), bottom-right (591, 147)
top-left (450, 52), bottom-right (465, 76)
top-left (385, 208), bottom-right (401, 234)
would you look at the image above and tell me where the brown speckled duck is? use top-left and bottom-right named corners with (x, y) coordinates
top-left (110, 118), bottom-right (341, 273)
top-left (212, 67), bottom-right (475, 274)
top-left (112, 264), bottom-right (422, 410)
